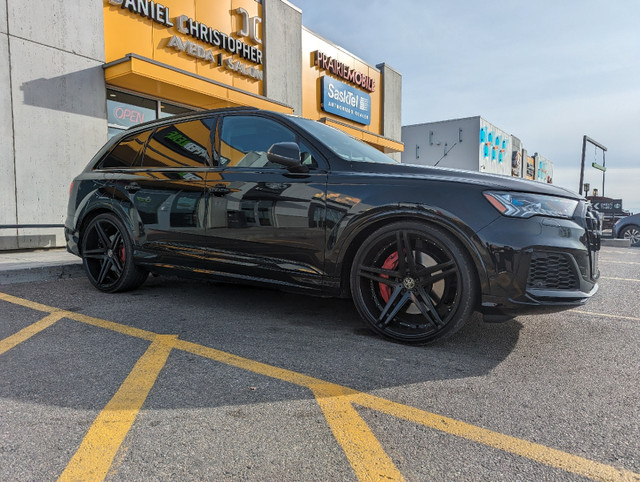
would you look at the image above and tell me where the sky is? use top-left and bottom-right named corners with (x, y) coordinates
top-left (292, 0), bottom-right (640, 213)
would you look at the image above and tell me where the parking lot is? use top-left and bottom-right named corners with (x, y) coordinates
top-left (0, 245), bottom-right (639, 481)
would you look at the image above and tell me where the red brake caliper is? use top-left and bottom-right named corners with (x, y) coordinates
top-left (378, 252), bottom-right (398, 303)
top-left (119, 245), bottom-right (126, 263)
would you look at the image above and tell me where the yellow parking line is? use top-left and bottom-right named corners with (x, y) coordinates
top-left (351, 393), bottom-right (637, 481)
top-left (600, 276), bottom-right (640, 282)
top-left (173, 340), bottom-right (639, 481)
top-left (67, 311), bottom-right (158, 342)
top-left (58, 335), bottom-right (176, 482)
top-left (311, 384), bottom-right (405, 482)
top-left (599, 259), bottom-right (640, 265)
top-left (0, 312), bottom-right (66, 356)
top-left (0, 291), bottom-right (64, 313)
top-left (1, 291), bottom-right (639, 481)
top-left (571, 310), bottom-right (640, 323)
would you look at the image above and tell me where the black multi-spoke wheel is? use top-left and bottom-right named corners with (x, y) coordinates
top-left (80, 213), bottom-right (148, 293)
top-left (350, 222), bottom-right (476, 344)
top-left (621, 225), bottom-right (640, 247)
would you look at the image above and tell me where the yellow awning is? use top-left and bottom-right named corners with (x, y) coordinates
top-left (103, 54), bottom-right (293, 113)
top-left (320, 117), bottom-right (404, 153)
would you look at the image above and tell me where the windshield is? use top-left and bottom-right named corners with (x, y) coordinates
top-left (288, 116), bottom-right (399, 165)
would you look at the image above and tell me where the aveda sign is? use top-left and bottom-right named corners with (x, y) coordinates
top-left (106, 0), bottom-right (263, 80)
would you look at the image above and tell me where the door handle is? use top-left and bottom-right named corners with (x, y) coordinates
top-left (208, 184), bottom-right (231, 196)
top-left (124, 182), bottom-right (141, 193)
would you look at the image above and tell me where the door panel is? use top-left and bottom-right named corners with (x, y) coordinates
top-left (110, 119), bottom-right (213, 264)
top-left (203, 115), bottom-right (328, 289)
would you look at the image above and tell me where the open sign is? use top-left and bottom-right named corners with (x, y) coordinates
top-left (113, 107), bottom-right (145, 123)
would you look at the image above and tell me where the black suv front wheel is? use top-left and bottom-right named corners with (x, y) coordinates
top-left (350, 222), bottom-right (477, 344)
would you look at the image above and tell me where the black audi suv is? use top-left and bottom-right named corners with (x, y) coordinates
top-left (65, 107), bottom-right (601, 344)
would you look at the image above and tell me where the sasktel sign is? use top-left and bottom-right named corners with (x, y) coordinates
top-left (321, 77), bottom-right (371, 125)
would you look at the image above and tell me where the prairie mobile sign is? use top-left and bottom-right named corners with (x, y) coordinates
top-left (313, 51), bottom-right (375, 92)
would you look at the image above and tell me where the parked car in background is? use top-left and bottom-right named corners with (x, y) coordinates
top-left (65, 108), bottom-right (601, 344)
top-left (613, 213), bottom-right (640, 246)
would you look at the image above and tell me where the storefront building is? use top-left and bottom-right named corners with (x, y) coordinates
top-left (0, 0), bottom-right (402, 250)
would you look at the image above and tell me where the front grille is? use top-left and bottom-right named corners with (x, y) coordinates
top-left (527, 252), bottom-right (579, 290)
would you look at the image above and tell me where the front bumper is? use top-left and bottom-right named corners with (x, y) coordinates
top-left (476, 203), bottom-right (600, 317)
top-left (65, 225), bottom-right (81, 257)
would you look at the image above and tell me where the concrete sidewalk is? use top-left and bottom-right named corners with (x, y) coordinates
top-left (0, 249), bottom-right (84, 285)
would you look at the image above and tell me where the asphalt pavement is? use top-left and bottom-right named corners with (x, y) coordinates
top-left (0, 241), bottom-right (638, 480)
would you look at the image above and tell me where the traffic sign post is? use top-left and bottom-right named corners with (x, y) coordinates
top-left (579, 136), bottom-right (607, 196)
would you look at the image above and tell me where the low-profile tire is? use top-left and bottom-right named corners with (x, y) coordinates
top-left (620, 224), bottom-right (640, 247)
top-left (350, 222), bottom-right (477, 344)
top-left (80, 213), bottom-right (148, 293)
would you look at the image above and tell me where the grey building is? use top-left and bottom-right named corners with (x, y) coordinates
top-left (402, 116), bottom-right (553, 183)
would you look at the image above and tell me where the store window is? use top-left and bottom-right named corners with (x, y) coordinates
top-left (107, 88), bottom-right (195, 138)
top-left (160, 102), bottom-right (193, 118)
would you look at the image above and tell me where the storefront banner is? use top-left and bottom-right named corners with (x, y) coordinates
top-left (321, 77), bottom-right (371, 126)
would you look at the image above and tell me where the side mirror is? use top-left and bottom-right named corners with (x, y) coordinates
top-left (267, 142), bottom-right (308, 173)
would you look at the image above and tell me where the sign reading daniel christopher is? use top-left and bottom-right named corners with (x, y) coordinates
top-left (321, 77), bottom-right (371, 126)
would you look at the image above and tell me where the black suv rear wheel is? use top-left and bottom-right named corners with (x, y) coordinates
top-left (80, 213), bottom-right (148, 292)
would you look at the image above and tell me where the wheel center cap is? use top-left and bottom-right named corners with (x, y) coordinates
top-left (107, 249), bottom-right (113, 258)
top-left (403, 277), bottom-right (416, 290)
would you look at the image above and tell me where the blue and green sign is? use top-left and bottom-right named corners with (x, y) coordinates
top-left (321, 77), bottom-right (371, 126)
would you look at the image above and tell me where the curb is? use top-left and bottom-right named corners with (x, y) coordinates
top-left (0, 262), bottom-right (84, 285)
top-left (600, 238), bottom-right (632, 248)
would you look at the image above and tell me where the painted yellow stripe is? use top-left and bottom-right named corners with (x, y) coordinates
top-left (66, 311), bottom-right (158, 342)
top-left (2, 291), bottom-right (638, 480)
top-left (173, 338), bottom-right (331, 388)
top-left (599, 259), bottom-right (640, 265)
top-left (58, 335), bottom-right (176, 482)
top-left (0, 312), bottom-right (66, 356)
top-left (352, 394), bottom-right (640, 480)
top-left (600, 276), bottom-right (640, 282)
top-left (0, 291), bottom-right (65, 313)
top-left (0, 290), bottom-right (159, 342)
top-left (571, 310), bottom-right (640, 323)
top-left (310, 384), bottom-right (405, 482)
top-left (175, 339), bottom-right (640, 481)
top-left (350, 393), bottom-right (638, 481)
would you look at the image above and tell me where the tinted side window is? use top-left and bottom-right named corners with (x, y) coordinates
top-left (99, 131), bottom-right (151, 169)
top-left (142, 119), bottom-right (214, 168)
top-left (219, 116), bottom-right (296, 168)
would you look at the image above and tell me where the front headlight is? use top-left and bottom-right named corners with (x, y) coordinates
top-left (484, 191), bottom-right (579, 219)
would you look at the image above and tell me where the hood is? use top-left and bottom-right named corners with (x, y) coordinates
top-left (350, 162), bottom-right (583, 200)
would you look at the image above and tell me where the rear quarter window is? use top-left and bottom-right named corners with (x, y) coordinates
top-left (142, 119), bottom-right (215, 168)
top-left (98, 131), bottom-right (151, 169)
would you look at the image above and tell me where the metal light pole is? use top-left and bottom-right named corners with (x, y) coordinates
top-left (578, 135), bottom-right (607, 196)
